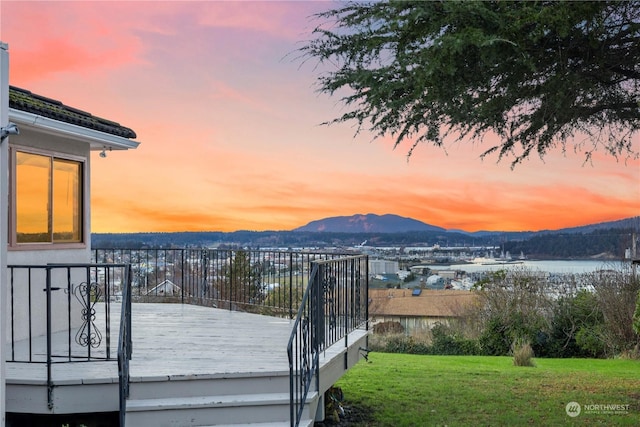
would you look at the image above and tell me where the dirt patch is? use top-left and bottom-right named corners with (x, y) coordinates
top-left (315, 402), bottom-right (376, 427)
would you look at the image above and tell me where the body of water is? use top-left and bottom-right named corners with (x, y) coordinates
top-left (439, 259), bottom-right (626, 274)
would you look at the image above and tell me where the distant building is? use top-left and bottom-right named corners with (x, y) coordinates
top-left (369, 288), bottom-right (478, 335)
top-left (369, 259), bottom-right (399, 275)
top-left (432, 270), bottom-right (457, 280)
top-left (397, 270), bottom-right (411, 281)
top-left (426, 274), bottom-right (444, 287)
top-left (146, 279), bottom-right (182, 296)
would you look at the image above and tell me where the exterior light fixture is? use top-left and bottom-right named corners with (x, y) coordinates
top-left (0, 122), bottom-right (19, 142)
top-left (99, 148), bottom-right (107, 158)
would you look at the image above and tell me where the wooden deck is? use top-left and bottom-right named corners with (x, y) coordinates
top-left (8, 303), bottom-right (296, 382)
top-left (6, 302), bottom-right (368, 426)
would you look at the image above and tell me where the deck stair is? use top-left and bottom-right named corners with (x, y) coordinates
top-left (125, 370), bottom-right (317, 427)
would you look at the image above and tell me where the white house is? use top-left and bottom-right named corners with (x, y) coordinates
top-left (145, 279), bottom-right (182, 296)
top-left (0, 41), bottom-right (139, 426)
top-left (1, 41), bottom-right (368, 427)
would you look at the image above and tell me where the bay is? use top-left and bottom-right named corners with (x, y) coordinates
top-left (442, 259), bottom-right (626, 274)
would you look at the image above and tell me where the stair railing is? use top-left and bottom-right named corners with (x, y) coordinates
top-left (287, 262), bottom-right (321, 427)
top-left (287, 255), bottom-right (368, 427)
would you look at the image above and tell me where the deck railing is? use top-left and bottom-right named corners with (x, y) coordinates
top-left (118, 264), bottom-right (133, 427)
top-left (287, 255), bottom-right (368, 427)
top-left (7, 263), bottom-right (131, 411)
top-left (93, 248), bottom-right (368, 426)
top-left (92, 248), bottom-right (350, 318)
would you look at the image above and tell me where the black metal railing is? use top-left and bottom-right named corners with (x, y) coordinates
top-left (8, 263), bottom-right (131, 410)
top-left (92, 248), bottom-right (349, 318)
top-left (118, 265), bottom-right (133, 427)
top-left (287, 255), bottom-right (368, 427)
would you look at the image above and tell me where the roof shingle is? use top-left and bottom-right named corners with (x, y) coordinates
top-left (9, 86), bottom-right (137, 139)
top-left (369, 288), bottom-right (478, 318)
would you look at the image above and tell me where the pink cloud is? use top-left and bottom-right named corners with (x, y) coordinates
top-left (195, 1), bottom-right (327, 40)
top-left (4, 2), bottom-right (144, 85)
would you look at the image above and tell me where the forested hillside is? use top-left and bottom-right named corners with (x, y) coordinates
top-left (504, 228), bottom-right (636, 259)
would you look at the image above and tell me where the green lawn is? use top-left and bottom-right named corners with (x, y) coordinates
top-left (334, 353), bottom-right (640, 426)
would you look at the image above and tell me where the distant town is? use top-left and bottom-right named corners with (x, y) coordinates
top-left (93, 213), bottom-right (639, 261)
top-left (92, 214), bottom-right (639, 296)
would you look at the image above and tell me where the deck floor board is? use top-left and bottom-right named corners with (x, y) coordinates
top-left (7, 303), bottom-right (295, 385)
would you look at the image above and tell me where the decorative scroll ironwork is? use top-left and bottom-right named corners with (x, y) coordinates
top-left (74, 281), bottom-right (103, 348)
top-left (320, 265), bottom-right (338, 349)
top-left (300, 317), bottom-right (312, 392)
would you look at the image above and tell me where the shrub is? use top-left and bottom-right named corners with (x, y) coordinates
top-left (546, 289), bottom-right (604, 358)
top-left (368, 331), bottom-right (435, 355)
top-left (575, 324), bottom-right (607, 358)
top-left (430, 323), bottom-right (481, 355)
top-left (512, 338), bottom-right (535, 367)
top-left (479, 317), bottom-right (512, 356)
top-left (588, 266), bottom-right (640, 356)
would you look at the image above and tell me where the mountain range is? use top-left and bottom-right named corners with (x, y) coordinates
top-left (294, 213), bottom-right (445, 233)
top-left (92, 214), bottom-right (639, 259)
top-left (293, 213), bottom-right (639, 235)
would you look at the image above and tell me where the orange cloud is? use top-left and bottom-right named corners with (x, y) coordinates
top-left (5, 1), bottom-right (638, 234)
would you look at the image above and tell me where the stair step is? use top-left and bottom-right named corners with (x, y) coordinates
top-left (125, 392), bottom-right (318, 426)
top-left (126, 392), bottom-right (291, 412)
top-left (206, 420), bottom-right (314, 427)
top-left (128, 372), bottom-right (290, 400)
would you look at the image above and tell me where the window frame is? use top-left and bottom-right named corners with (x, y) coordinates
top-left (9, 146), bottom-right (88, 250)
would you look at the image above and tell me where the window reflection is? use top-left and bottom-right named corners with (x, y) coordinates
top-left (15, 151), bottom-right (82, 244)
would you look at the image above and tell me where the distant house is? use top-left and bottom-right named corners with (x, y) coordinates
top-left (369, 288), bottom-right (478, 334)
top-left (146, 279), bottom-right (182, 296)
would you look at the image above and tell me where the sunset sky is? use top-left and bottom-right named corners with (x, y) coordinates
top-left (2, 1), bottom-right (639, 233)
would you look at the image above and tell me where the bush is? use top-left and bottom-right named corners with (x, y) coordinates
top-left (589, 266), bottom-right (640, 356)
top-left (545, 290), bottom-right (604, 358)
top-left (512, 338), bottom-right (535, 367)
top-left (430, 323), bottom-right (481, 355)
top-left (478, 317), bottom-right (512, 356)
top-left (575, 324), bottom-right (607, 358)
top-left (374, 333), bottom-right (431, 355)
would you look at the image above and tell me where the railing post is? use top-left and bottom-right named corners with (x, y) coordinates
top-left (9, 268), bottom-right (14, 361)
top-left (180, 249), bottom-right (185, 304)
top-left (105, 266), bottom-right (111, 360)
top-left (45, 266), bottom-right (53, 409)
top-left (344, 259), bottom-right (351, 369)
top-left (85, 266), bottom-right (93, 360)
top-left (126, 265), bottom-right (132, 359)
top-left (66, 267), bottom-right (72, 361)
top-left (313, 263), bottom-right (322, 392)
top-left (365, 255), bottom-right (369, 333)
top-left (289, 252), bottom-right (293, 319)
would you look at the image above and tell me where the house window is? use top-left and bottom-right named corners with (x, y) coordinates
top-left (14, 150), bottom-right (83, 244)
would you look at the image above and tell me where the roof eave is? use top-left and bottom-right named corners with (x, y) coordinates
top-left (9, 108), bottom-right (140, 151)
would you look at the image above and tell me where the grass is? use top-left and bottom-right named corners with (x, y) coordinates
top-left (334, 352), bottom-right (640, 426)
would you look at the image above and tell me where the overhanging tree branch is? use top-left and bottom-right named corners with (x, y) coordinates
top-left (299, 0), bottom-right (640, 166)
